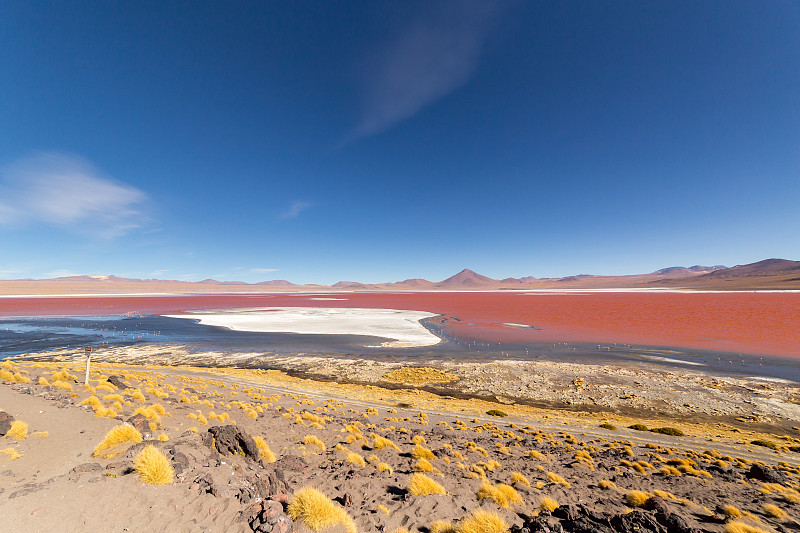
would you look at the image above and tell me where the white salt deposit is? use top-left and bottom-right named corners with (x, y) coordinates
top-left (164, 307), bottom-right (440, 348)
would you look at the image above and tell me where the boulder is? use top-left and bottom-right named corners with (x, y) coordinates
top-left (748, 464), bottom-right (786, 484)
top-left (0, 411), bottom-right (14, 436)
top-left (207, 425), bottom-right (260, 461)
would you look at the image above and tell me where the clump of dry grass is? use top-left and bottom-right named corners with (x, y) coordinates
top-left (724, 522), bottom-right (770, 533)
top-left (377, 462), bottom-right (393, 475)
top-left (626, 490), bottom-right (653, 508)
top-left (547, 472), bottom-right (570, 487)
top-left (93, 424), bottom-right (143, 458)
top-left (346, 452), bottom-right (366, 468)
top-left (429, 520), bottom-right (457, 533)
top-left (254, 436), bottom-right (276, 462)
top-left (304, 435), bottom-right (326, 452)
top-left (762, 503), bottom-right (787, 520)
top-left (382, 367), bottom-right (458, 386)
top-left (372, 434), bottom-right (400, 451)
top-left (133, 444), bottom-right (174, 485)
top-left (287, 487), bottom-right (356, 533)
top-left (412, 443), bottom-right (436, 461)
top-left (408, 473), bottom-right (446, 495)
top-left (0, 447), bottom-right (22, 460)
top-left (510, 471), bottom-right (530, 487)
top-left (414, 458), bottom-right (439, 473)
top-left (599, 479), bottom-right (618, 490)
top-left (5, 421), bottom-right (28, 440)
top-left (540, 496), bottom-right (559, 512)
top-left (477, 482), bottom-right (522, 508)
top-left (458, 509), bottom-right (508, 533)
top-left (723, 505), bottom-right (742, 519)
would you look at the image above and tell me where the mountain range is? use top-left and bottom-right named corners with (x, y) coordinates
top-left (1, 258), bottom-right (799, 295)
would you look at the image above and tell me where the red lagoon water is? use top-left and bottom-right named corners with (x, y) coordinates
top-left (1, 291), bottom-right (798, 358)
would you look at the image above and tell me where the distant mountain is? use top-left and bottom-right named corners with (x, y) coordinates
top-left (2, 259), bottom-right (798, 295)
top-left (653, 258), bottom-right (800, 289)
top-left (391, 278), bottom-right (435, 288)
top-left (654, 265), bottom-right (726, 275)
top-left (437, 268), bottom-right (497, 287)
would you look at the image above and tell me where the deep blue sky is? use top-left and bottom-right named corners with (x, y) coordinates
top-left (1, 1), bottom-right (798, 284)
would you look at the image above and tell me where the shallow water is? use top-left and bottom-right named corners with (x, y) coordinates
top-left (1, 313), bottom-right (798, 383)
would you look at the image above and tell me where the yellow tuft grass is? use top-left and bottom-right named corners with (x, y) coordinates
top-left (346, 452), bottom-right (366, 468)
top-left (53, 380), bottom-right (73, 391)
top-left (412, 443), bottom-right (435, 461)
top-left (626, 490), bottom-right (653, 508)
top-left (540, 496), bottom-right (559, 512)
top-left (372, 434), bottom-right (400, 451)
top-left (459, 509), bottom-right (509, 533)
top-left (304, 435), bottom-right (326, 452)
top-left (547, 472), bottom-right (570, 487)
top-left (430, 520), bottom-right (457, 533)
top-left (724, 522), bottom-right (770, 533)
top-left (510, 472), bottom-right (531, 487)
top-left (414, 458), bottom-right (440, 473)
top-left (287, 486), bottom-right (356, 533)
top-left (38, 376), bottom-right (50, 386)
top-left (477, 482), bottom-right (522, 508)
top-left (93, 424), bottom-right (143, 458)
top-left (377, 462), bottom-right (393, 475)
top-left (254, 436), bottom-right (276, 462)
top-left (723, 505), bottom-right (742, 519)
top-left (762, 503), bottom-right (787, 520)
top-left (0, 447), bottom-right (22, 460)
top-left (133, 444), bottom-right (174, 485)
top-left (6, 421), bottom-right (28, 440)
top-left (408, 473), bottom-right (446, 495)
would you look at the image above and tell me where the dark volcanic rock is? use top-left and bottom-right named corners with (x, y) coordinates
top-left (244, 499), bottom-right (293, 533)
top-left (274, 454), bottom-right (307, 471)
top-left (107, 375), bottom-right (130, 389)
top-left (643, 497), bottom-right (671, 515)
top-left (748, 463), bottom-right (786, 484)
top-left (207, 425), bottom-right (259, 461)
top-left (126, 413), bottom-right (148, 433)
top-left (610, 510), bottom-right (666, 532)
top-left (0, 411), bottom-right (14, 436)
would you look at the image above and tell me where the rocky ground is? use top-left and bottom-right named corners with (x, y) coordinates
top-left (1, 356), bottom-right (800, 532)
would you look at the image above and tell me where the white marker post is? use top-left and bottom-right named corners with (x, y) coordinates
top-left (84, 346), bottom-right (91, 385)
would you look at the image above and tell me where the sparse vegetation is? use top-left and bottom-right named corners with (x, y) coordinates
top-left (133, 445), bottom-right (174, 485)
top-left (408, 473), bottom-right (446, 495)
top-left (287, 486), bottom-right (356, 533)
top-left (93, 424), bottom-right (143, 458)
top-left (458, 509), bottom-right (509, 533)
top-left (486, 409), bottom-right (508, 418)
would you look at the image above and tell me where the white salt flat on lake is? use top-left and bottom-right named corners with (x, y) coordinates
top-left (164, 307), bottom-right (440, 348)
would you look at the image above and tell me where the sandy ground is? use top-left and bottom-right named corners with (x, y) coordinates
top-left (2, 356), bottom-right (800, 532)
top-left (165, 307), bottom-right (441, 348)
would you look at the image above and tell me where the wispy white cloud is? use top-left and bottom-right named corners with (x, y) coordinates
top-left (281, 200), bottom-right (314, 219)
top-left (0, 268), bottom-right (26, 279)
top-left (352, 1), bottom-right (508, 140)
top-left (248, 268), bottom-right (278, 274)
top-left (0, 152), bottom-right (149, 238)
top-left (43, 269), bottom-right (81, 278)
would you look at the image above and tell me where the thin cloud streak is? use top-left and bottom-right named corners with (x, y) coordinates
top-left (0, 152), bottom-right (149, 239)
top-left (281, 200), bottom-right (314, 219)
top-left (352, 1), bottom-right (508, 140)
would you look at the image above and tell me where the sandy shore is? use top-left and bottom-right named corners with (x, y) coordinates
top-left (1, 356), bottom-right (799, 533)
top-left (165, 307), bottom-right (441, 348)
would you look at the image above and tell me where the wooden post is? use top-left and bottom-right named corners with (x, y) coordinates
top-left (84, 347), bottom-right (91, 385)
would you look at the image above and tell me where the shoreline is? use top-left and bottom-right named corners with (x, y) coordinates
top-left (9, 343), bottom-right (800, 430)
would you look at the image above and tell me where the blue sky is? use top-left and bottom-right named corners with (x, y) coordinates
top-left (1, 1), bottom-right (798, 284)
